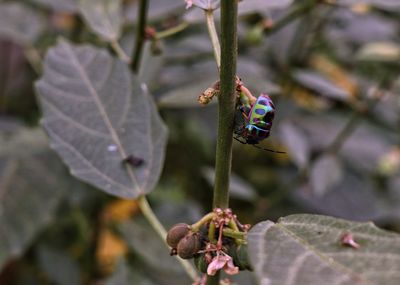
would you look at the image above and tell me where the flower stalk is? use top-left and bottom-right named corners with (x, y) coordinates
top-left (206, 1), bottom-right (239, 283)
top-left (212, 0), bottom-right (238, 210)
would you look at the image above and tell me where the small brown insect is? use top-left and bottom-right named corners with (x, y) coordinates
top-left (340, 232), bottom-right (360, 249)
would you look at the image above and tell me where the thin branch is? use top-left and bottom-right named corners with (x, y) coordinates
top-left (110, 40), bottom-right (131, 63)
top-left (205, 10), bottom-right (221, 70)
top-left (327, 111), bottom-right (360, 153)
top-left (138, 196), bottom-right (198, 281)
top-left (327, 86), bottom-right (387, 154)
top-left (131, 0), bottom-right (149, 73)
top-left (155, 22), bottom-right (189, 40)
top-left (265, 0), bottom-right (317, 36)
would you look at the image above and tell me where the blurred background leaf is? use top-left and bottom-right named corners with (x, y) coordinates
top-left (78, 0), bottom-right (123, 41)
top-left (0, 128), bottom-right (80, 268)
top-left (0, 0), bottom-right (399, 283)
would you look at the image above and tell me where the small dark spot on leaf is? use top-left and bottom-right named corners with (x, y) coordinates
top-left (123, 155), bottom-right (144, 167)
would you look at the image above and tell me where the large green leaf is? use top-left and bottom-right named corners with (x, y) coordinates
top-left (248, 214), bottom-right (400, 285)
top-left (0, 128), bottom-right (72, 269)
top-left (35, 40), bottom-right (167, 198)
top-left (119, 218), bottom-right (191, 285)
top-left (105, 258), bottom-right (157, 285)
top-left (78, 0), bottom-right (123, 41)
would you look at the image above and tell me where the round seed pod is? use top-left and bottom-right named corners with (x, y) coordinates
top-left (177, 233), bottom-right (201, 259)
top-left (166, 223), bottom-right (190, 249)
top-left (194, 253), bottom-right (208, 273)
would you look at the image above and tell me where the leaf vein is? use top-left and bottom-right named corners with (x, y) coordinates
top-left (41, 97), bottom-right (111, 139)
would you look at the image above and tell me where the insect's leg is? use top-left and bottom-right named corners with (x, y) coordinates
top-left (239, 106), bottom-right (250, 120)
top-left (233, 136), bottom-right (247, 145)
top-left (252, 144), bottom-right (286, 154)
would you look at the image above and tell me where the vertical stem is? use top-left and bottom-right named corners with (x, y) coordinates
top-left (205, 2), bottom-right (238, 284)
top-left (131, 0), bottom-right (149, 73)
top-left (207, 272), bottom-right (221, 285)
top-left (213, 0), bottom-right (238, 215)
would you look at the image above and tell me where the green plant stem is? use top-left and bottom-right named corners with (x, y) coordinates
top-left (327, 87), bottom-right (386, 154)
top-left (207, 272), bottom-right (221, 285)
top-left (208, 221), bottom-right (216, 243)
top-left (222, 228), bottom-right (246, 240)
top-left (138, 196), bottom-right (198, 281)
top-left (191, 212), bottom-right (215, 231)
top-left (155, 22), bottom-right (189, 40)
top-left (327, 112), bottom-right (360, 153)
top-left (205, 10), bottom-right (221, 70)
top-left (131, 0), bottom-right (149, 73)
top-left (212, 0), bottom-right (238, 210)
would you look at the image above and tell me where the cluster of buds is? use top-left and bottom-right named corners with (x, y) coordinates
top-left (166, 208), bottom-right (252, 280)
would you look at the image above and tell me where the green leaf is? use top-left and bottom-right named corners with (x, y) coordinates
top-left (78, 0), bottom-right (123, 41)
top-left (238, 0), bottom-right (294, 16)
top-left (37, 246), bottom-right (80, 285)
top-left (35, 40), bottom-right (167, 199)
top-left (126, 0), bottom-right (184, 22)
top-left (0, 3), bottom-right (45, 45)
top-left (280, 121), bottom-right (310, 169)
top-left (188, 0), bottom-right (220, 10)
top-left (105, 258), bottom-right (156, 285)
top-left (292, 69), bottom-right (351, 101)
top-left (357, 42), bottom-right (400, 62)
top-left (32, 0), bottom-right (79, 12)
top-left (310, 154), bottom-right (343, 196)
top-left (248, 214), bottom-right (400, 285)
top-left (337, 0), bottom-right (400, 11)
top-left (119, 218), bottom-right (191, 285)
top-left (0, 128), bottom-right (71, 269)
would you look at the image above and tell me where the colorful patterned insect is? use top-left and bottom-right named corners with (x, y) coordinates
top-left (234, 93), bottom-right (285, 153)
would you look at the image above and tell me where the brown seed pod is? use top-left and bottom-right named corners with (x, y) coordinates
top-left (166, 223), bottom-right (190, 249)
top-left (177, 233), bottom-right (202, 259)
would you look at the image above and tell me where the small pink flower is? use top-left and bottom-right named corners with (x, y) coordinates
top-left (185, 0), bottom-right (193, 9)
top-left (207, 254), bottom-right (239, 276)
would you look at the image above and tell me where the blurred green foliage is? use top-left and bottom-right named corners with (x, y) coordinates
top-left (0, 0), bottom-right (399, 284)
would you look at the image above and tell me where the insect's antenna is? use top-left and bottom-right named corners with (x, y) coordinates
top-left (252, 144), bottom-right (286, 154)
